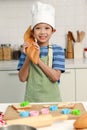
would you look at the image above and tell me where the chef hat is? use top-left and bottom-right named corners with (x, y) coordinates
top-left (31, 1), bottom-right (55, 29)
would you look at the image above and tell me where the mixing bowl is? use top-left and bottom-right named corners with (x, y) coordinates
top-left (0, 124), bottom-right (37, 130)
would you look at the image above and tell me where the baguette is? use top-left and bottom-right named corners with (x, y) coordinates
top-left (24, 26), bottom-right (39, 64)
top-left (74, 113), bottom-right (87, 129)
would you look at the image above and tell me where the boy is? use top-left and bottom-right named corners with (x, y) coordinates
top-left (17, 1), bottom-right (65, 102)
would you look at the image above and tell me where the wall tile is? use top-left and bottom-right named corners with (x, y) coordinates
top-left (0, 0), bottom-right (87, 48)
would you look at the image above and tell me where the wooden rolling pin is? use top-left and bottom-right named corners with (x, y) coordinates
top-left (6, 114), bottom-right (68, 128)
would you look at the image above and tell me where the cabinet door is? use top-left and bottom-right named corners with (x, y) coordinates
top-left (76, 69), bottom-right (87, 101)
top-left (0, 71), bottom-right (26, 103)
top-left (60, 69), bottom-right (75, 102)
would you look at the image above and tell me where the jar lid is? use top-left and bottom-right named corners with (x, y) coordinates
top-left (84, 48), bottom-right (87, 51)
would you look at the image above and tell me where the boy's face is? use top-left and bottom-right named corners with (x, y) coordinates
top-left (33, 23), bottom-right (55, 45)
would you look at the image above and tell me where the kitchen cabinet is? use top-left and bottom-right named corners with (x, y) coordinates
top-left (60, 69), bottom-right (76, 102)
top-left (0, 59), bottom-right (87, 102)
top-left (76, 69), bottom-right (87, 101)
top-left (0, 70), bottom-right (26, 103)
top-left (60, 68), bottom-right (87, 102)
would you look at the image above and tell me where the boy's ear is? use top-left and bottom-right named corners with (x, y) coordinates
top-left (52, 29), bottom-right (56, 34)
top-left (53, 29), bottom-right (56, 33)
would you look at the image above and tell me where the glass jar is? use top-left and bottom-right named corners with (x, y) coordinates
top-left (12, 44), bottom-right (21, 60)
top-left (0, 44), bottom-right (3, 60)
top-left (3, 44), bottom-right (12, 60)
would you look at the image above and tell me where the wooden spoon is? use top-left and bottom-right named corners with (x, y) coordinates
top-left (77, 30), bottom-right (80, 42)
top-left (79, 31), bottom-right (85, 42)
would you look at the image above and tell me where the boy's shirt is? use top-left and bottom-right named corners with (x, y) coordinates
top-left (17, 43), bottom-right (65, 84)
top-left (17, 43), bottom-right (65, 72)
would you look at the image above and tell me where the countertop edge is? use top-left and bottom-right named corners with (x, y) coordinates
top-left (0, 59), bottom-right (87, 70)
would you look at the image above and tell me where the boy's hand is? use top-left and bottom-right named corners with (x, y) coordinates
top-left (26, 42), bottom-right (40, 64)
top-left (23, 42), bottom-right (40, 64)
top-left (22, 42), bottom-right (29, 53)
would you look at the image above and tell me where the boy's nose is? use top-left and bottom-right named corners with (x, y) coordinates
top-left (40, 29), bottom-right (45, 33)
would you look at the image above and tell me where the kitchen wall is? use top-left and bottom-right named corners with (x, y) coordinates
top-left (0, 0), bottom-right (87, 48)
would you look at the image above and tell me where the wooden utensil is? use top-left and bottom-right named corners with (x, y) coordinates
top-left (6, 114), bottom-right (68, 128)
top-left (77, 30), bottom-right (80, 42)
top-left (79, 31), bottom-right (85, 42)
top-left (67, 33), bottom-right (74, 59)
top-left (68, 31), bottom-right (76, 42)
top-left (77, 30), bottom-right (85, 42)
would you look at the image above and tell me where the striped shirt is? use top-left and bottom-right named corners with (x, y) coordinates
top-left (17, 43), bottom-right (65, 73)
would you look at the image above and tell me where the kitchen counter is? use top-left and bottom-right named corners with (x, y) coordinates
top-left (0, 58), bottom-right (87, 70)
top-left (0, 60), bottom-right (19, 70)
top-left (65, 58), bottom-right (87, 69)
top-left (0, 102), bottom-right (87, 130)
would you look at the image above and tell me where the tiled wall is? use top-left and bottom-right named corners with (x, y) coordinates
top-left (0, 0), bottom-right (87, 49)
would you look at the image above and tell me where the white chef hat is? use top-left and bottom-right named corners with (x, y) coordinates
top-left (31, 1), bottom-right (55, 30)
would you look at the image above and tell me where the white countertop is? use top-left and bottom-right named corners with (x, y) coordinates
top-left (0, 58), bottom-right (87, 70)
top-left (0, 102), bottom-right (87, 130)
top-left (65, 58), bottom-right (87, 69)
top-left (0, 60), bottom-right (18, 70)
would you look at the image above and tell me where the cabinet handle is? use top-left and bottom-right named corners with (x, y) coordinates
top-left (64, 70), bottom-right (71, 73)
top-left (8, 71), bottom-right (18, 75)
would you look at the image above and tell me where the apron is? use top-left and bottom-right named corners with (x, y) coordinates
top-left (24, 55), bottom-right (62, 102)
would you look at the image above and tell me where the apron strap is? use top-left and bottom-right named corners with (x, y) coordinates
top-left (48, 43), bottom-right (53, 68)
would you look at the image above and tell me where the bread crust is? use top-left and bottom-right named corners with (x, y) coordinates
top-left (24, 26), bottom-right (39, 64)
top-left (74, 113), bottom-right (87, 129)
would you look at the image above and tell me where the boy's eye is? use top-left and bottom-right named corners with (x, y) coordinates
top-left (45, 27), bottom-right (50, 30)
top-left (35, 27), bottom-right (40, 30)
top-left (35, 26), bottom-right (51, 30)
